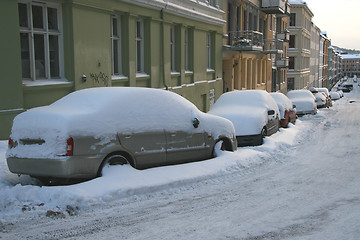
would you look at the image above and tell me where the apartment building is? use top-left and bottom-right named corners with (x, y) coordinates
top-left (327, 46), bottom-right (341, 89)
top-left (341, 54), bottom-right (360, 78)
top-left (0, 0), bottom-right (225, 139)
top-left (321, 32), bottom-right (330, 88)
top-left (222, 0), bottom-right (289, 93)
top-left (287, 0), bottom-right (313, 90)
top-left (310, 22), bottom-right (320, 88)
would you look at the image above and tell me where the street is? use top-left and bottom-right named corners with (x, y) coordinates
top-left (0, 85), bottom-right (360, 240)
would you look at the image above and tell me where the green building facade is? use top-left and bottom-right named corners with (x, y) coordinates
top-left (0, 0), bottom-right (225, 140)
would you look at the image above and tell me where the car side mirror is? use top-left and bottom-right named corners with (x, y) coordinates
top-left (268, 110), bottom-right (275, 115)
top-left (293, 105), bottom-right (296, 109)
top-left (192, 117), bottom-right (200, 128)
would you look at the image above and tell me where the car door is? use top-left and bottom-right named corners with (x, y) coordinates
top-left (266, 109), bottom-right (279, 135)
top-left (165, 117), bottom-right (207, 164)
top-left (118, 131), bottom-right (166, 168)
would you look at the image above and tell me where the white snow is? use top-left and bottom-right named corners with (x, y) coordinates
top-left (287, 89), bottom-right (317, 114)
top-left (0, 81), bottom-right (359, 239)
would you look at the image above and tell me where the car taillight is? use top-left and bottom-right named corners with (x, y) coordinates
top-left (8, 137), bottom-right (14, 148)
top-left (66, 137), bottom-right (74, 156)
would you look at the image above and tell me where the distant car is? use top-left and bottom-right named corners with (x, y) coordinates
top-left (7, 87), bottom-right (237, 183)
top-left (270, 92), bottom-right (296, 128)
top-left (208, 90), bottom-right (280, 147)
top-left (314, 92), bottom-right (327, 108)
top-left (330, 92), bottom-right (340, 100)
top-left (338, 83), bottom-right (353, 92)
top-left (337, 90), bottom-right (344, 98)
top-left (287, 90), bottom-right (317, 115)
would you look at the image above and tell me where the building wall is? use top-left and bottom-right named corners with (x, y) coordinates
top-left (310, 23), bottom-right (320, 88)
top-left (0, 0), bottom-right (225, 139)
top-left (287, 1), bottom-right (313, 90)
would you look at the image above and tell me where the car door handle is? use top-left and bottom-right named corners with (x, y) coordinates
top-left (123, 132), bottom-right (132, 138)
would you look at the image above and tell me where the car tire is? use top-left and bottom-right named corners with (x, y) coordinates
top-left (260, 127), bottom-right (267, 145)
top-left (98, 153), bottom-right (129, 177)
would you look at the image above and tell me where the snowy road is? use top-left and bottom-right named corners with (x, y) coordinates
top-left (1, 84), bottom-right (360, 239)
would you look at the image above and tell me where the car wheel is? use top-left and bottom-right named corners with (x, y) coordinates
top-left (260, 127), bottom-right (267, 145)
top-left (212, 140), bottom-right (225, 158)
top-left (98, 153), bottom-right (129, 177)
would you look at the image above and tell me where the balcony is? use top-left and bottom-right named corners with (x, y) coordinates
top-left (277, 31), bottom-right (290, 42)
top-left (224, 31), bottom-right (264, 52)
top-left (261, 0), bottom-right (287, 14)
top-left (276, 58), bottom-right (289, 68)
top-left (263, 39), bottom-right (284, 55)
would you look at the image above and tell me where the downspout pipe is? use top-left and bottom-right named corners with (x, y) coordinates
top-left (160, 5), bottom-right (168, 90)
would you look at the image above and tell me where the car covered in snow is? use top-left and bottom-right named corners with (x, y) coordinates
top-left (314, 92), bottom-right (328, 108)
top-left (270, 92), bottom-right (296, 128)
top-left (7, 87), bottom-right (237, 183)
top-left (330, 91), bottom-right (340, 101)
top-left (208, 90), bottom-right (280, 147)
top-left (337, 83), bottom-right (353, 92)
top-left (287, 90), bottom-right (317, 115)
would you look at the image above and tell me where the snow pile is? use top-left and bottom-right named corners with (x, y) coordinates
top-left (0, 117), bottom-right (306, 220)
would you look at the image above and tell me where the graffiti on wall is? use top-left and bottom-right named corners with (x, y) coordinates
top-left (90, 72), bottom-right (109, 86)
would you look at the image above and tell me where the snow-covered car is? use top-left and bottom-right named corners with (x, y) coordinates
top-left (287, 90), bottom-right (317, 115)
top-left (7, 87), bottom-right (237, 183)
top-left (270, 92), bottom-right (296, 128)
top-left (337, 83), bottom-right (353, 92)
top-left (314, 92), bottom-right (327, 108)
top-left (317, 88), bottom-right (332, 107)
top-left (330, 91), bottom-right (340, 100)
top-left (208, 90), bottom-right (280, 147)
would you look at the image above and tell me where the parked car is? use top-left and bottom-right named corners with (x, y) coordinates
top-left (270, 92), bottom-right (296, 128)
top-left (330, 91), bottom-right (340, 101)
top-left (208, 90), bottom-right (280, 147)
top-left (317, 88), bottom-right (332, 107)
top-left (310, 87), bottom-right (331, 107)
top-left (314, 92), bottom-right (327, 108)
top-left (7, 87), bottom-right (237, 183)
top-left (337, 83), bottom-right (353, 92)
top-left (287, 90), bottom-right (317, 115)
top-left (337, 90), bottom-right (344, 98)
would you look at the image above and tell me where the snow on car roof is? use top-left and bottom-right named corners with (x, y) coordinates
top-left (9, 87), bottom-right (234, 151)
top-left (287, 90), bottom-right (315, 100)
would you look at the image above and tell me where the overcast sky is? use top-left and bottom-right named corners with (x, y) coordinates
top-left (306, 0), bottom-right (360, 50)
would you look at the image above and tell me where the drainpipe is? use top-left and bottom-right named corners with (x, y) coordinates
top-left (160, 5), bottom-right (168, 90)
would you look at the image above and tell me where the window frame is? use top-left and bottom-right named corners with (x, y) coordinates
top-left (18, 0), bottom-right (64, 81)
top-left (111, 15), bottom-right (122, 76)
top-left (135, 18), bottom-right (144, 74)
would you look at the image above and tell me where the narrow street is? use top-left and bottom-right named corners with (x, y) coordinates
top-left (1, 85), bottom-right (359, 240)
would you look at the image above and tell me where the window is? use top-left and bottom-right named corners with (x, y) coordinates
top-left (136, 19), bottom-right (144, 73)
top-left (289, 35), bottom-right (295, 48)
top-left (289, 57), bottom-right (295, 69)
top-left (290, 13), bottom-right (296, 26)
top-left (170, 25), bottom-right (177, 72)
top-left (111, 16), bottom-right (122, 75)
top-left (287, 78), bottom-right (294, 90)
top-left (18, 1), bottom-right (62, 80)
top-left (206, 32), bottom-right (213, 70)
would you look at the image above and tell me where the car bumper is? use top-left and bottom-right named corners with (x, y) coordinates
top-left (7, 155), bottom-right (102, 179)
top-left (236, 134), bottom-right (262, 147)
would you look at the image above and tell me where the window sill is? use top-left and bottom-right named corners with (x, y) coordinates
top-left (136, 72), bottom-right (150, 80)
top-left (206, 68), bottom-right (215, 73)
top-left (171, 71), bottom-right (180, 77)
top-left (112, 75), bottom-right (128, 81)
top-left (185, 70), bottom-right (193, 76)
top-left (22, 79), bottom-right (71, 87)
